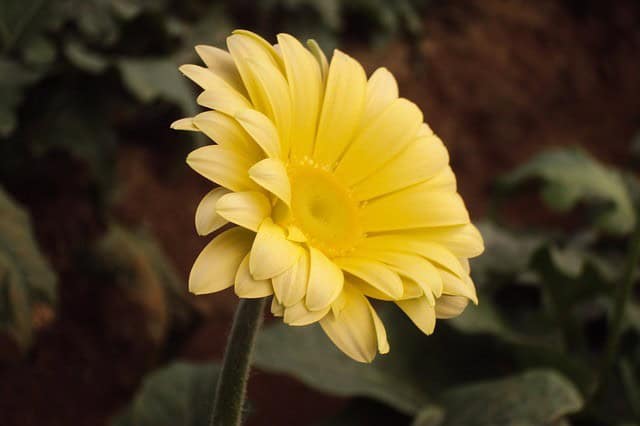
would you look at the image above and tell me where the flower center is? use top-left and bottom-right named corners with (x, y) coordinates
top-left (289, 163), bottom-right (362, 257)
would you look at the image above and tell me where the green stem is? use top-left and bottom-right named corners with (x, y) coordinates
top-left (595, 217), bottom-right (640, 395)
top-left (210, 297), bottom-right (267, 426)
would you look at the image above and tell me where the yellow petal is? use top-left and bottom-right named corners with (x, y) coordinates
top-left (319, 285), bottom-right (380, 363)
top-left (351, 248), bottom-right (442, 298)
top-left (179, 64), bottom-right (234, 90)
top-left (235, 108), bottom-right (281, 159)
top-left (396, 296), bottom-right (436, 335)
top-left (306, 39), bottom-right (329, 83)
top-left (232, 30), bottom-right (283, 69)
top-left (272, 247), bottom-right (309, 307)
top-left (248, 158), bottom-right (291, 206)
top-left (189, 227), bottom-right (253, 295)
top-left (216, 191), bottom-right (271, 232)
top-left (335, 98), bottom-right (422, 186)
top-left (334, 257), bottom-right (403, 299)
top-left (192, 111), bottom-right (262, 158)
top-left (368, 303), bottom-right (389, 354)
top-left (194, 44), bottom-right (246, 94)
top-left (313, 50), bottom-right (367, 167)
top-left (278, 33), bottom-right (323, 160)
top-left (250, 218), bottom-right (302, 280)
top-left (235, 254), bottom-right (273, 298)
top-left (306, 247), bottom-right (344, 311)
top-left (271, 295), bottom-right (284, 317)
top-left (352, 135), bottom-right (449, 200)
top-left (245, 59), bottom-right (292, 153)
top-left (195, 187), bottom-right (230, 236)
top-left (170, 117), bottom-right (198, 131)
top-left (361, 190), bottom-right (470, 232)
top-left (284, 300), bottom-right (330, 326)
top-left (187, 145), bottom-right (258, 192)
top-left (441, 269), bottom-right (478, 304)
top-left (362, 67), bottom-right (398, 122)
top-left (435, 295), bottom-right (469, 319)
top-left (356, 276), bottom-right (424, 302)
top-left (197, 87), bottom-right (252, 116)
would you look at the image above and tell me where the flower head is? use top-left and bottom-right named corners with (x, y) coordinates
top-left (173, 30), bottom-right (484, 363)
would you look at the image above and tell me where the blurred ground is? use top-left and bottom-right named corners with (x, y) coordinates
top-left (1, 0), bottom-right (639, 425)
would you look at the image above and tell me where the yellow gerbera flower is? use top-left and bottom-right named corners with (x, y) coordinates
top-left (173, 30), bottom-right (484, 363)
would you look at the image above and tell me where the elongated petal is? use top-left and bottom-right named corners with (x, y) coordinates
top-left (334, 257), bottom-right (403, 299)
top-left (250, 218), bottom-right (302, 280)
top-left (216, 191), bottom-right (271, 232)
top-left (306, 39), bottom-right (329, 83)
top-left (193, 111), bottom-right (261, 158)
top-left (187, 145), bottom-right (258, 192)
top-left (278, 33), bottom-right (323, 159)
top-left (271, 296), bottom-right (284, 317)
top-left (272, 247), bottom-right (309, 307)
top-left (284, 300), bottom-right (330, 326)
top-left (171, 117), bottom-right (198, 131)
top-left (441, 269), bottom-right (478, 304)
top-left (189, 227), bottom-right (253, 294)
top-left (195, 45), bottom-right (246, 94)
top-left (396, 296), bottom-right (436, 335)
top-left (362, 67), bottom-right (398, 122)
top-left (379, 224), bottom-right (484, 259)
top-left (306, 247), bottom-right (344, 311)
top-left (368, 303), bottom-right (389, 354)
top-left (335, 98), bottom-right (423, 186)
top-left (352, 135), bottom-right (449, 200)
top-left (248, 158), bottom-right (291, 205)
top-left (180, 64), bottom-right (234, 90)
top-left (197, 87), bottom-right (252, 116)
top-left (195, 187), bottom-right (230, 235)
top-left (435, 295), bottom-right (469, 319)
top-left (320, 285), bottom-right (380, 363)
top-left (361, 190), bottom-right (470, 232)
top-left (313, 50), bottom-right (367, 167)
top-left (235, 108), bottom-right (281, 159)
top-left (235, 254), bottom-right (273, 298)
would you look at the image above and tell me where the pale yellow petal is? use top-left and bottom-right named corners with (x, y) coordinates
top-left (248, 158), bottom-right (291, 206)
top-left (352, 135), bottom-right (449, 200)
top-left (232, 30), bottom-right (283, 69)
top-left (362, 67), bottom-right (398, 122)
top-left (234, 108), bottom-right (281, 159)
top-left (170, 117), bottom-right (198, 131)
top-left (278, 33), bottom-right (323, 160)
top-left (357, 276), bottom-right (424, 302)
top-left (368, 303), bottom-right (389, 354)
top-left (306, 39), bottom-right (329, 83)
top-left (271, 296), bottom-right (284, 317)
top-left (435, 295), bottom-right (469, 319)
top-left (417, 123), bottom-right (433, 137)
top-left (250, 218), bottom-right (302, 280)
top-left (319, 285), bottom-right (379, 363)
top-left (284, 300), bottom-right (330, 326)
top-left (396, 296), bottom-right (436, 335)
top-left (194, 44), bottom-right (246, 94)
top-left (179, 64), bottom-right (234, 91)
top-left (197, 87), bottom-right (252, 116)
top-left (186, 145), bottom-right (259, 192)
top-left (334, 257), bottom-right (403, 299)
top-left (195, 187), bottom-right (230, 236)
top-left (313, 50), bottom-right (367, 167)
top-left (216, 191), bottom-right (271, 232)
top-left (192, 111), bottom-right (262, 158)
top-left (377, 224), bottom-right (484, 259)
top-left (235, 254), bottom-right (273, 298)
top-left (306, 247), bottom-right (344, 311)
top-left (335, 98), bottom-right (423, 186)
top-left (441, 269), bottom-right (478, 304)
top-left (189, 227), bottom-right (253, 295)
top-left (361, 190), bottom-right (470, 232)
top-left (272, 247), bottom-right (309, 307)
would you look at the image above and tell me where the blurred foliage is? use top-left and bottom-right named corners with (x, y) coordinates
top-left (0, 187), bottom-right (56, 361)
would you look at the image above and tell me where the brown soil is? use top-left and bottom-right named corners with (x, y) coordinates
top-left (1, 1), bottom-right (639, 425)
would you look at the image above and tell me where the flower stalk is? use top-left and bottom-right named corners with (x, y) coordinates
top-left (210, 297), bottom-right (267, 426)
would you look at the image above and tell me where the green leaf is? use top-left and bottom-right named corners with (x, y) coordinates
top-left (0, 0), bottom-right (48, 50)
top-left (499, 147), bottom-right (636, 235)
top-left (414, 370), bottom-right (583, 426)
top-left (0, 59), bottom-right (42, 136)
top-left (0, 187), bottom-right (57, 360)
top-left (112, 361), bottom-right (219, 426)
top-left (118, 58), bottom-right (197, 115)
